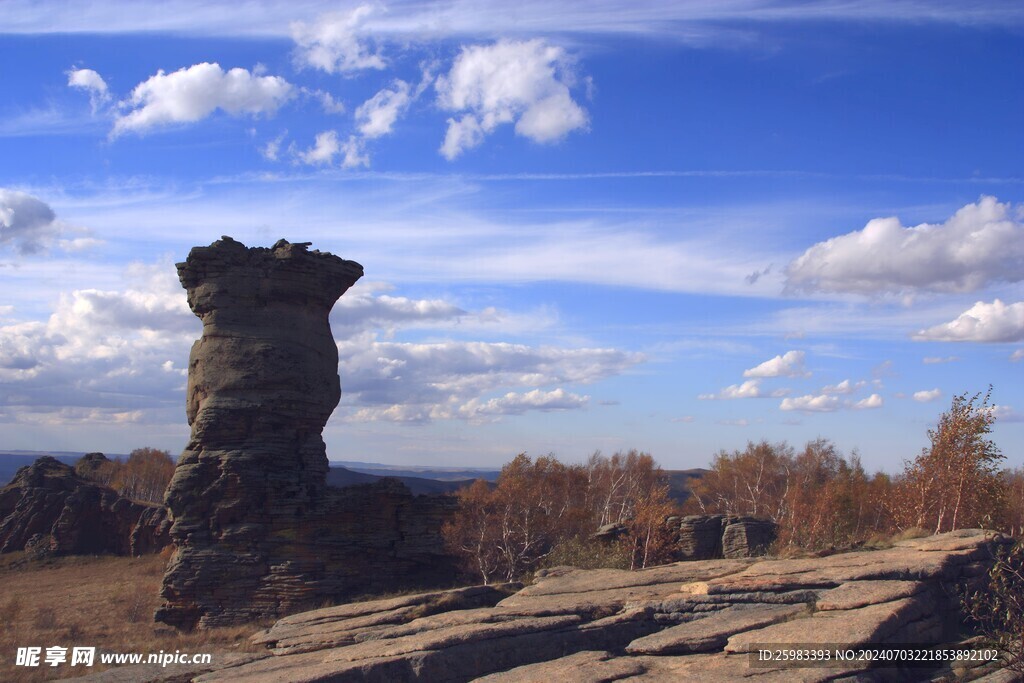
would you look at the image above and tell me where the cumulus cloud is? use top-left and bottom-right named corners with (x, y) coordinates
top-left (699, 379), bottom-right (763, 400)
top-left (459, 388), bottom-right (588, 419)
top-left (341, 335), bottom-right (642, 423)
top-left (315, 90), bottom-right (346, 114)
top-left (0, 262), bottom-right (195, 424)
top-left (67, 67), bottom-right (110, 112)
top-left (913, 299), bottom-right (1024, 343)
top-left (821, 379), bottom-right (863, 395)
top-left (1, 261), bottom-right (641, 429)
top-left (780, 393), bottom-right (840, 412)
top-left (0, 189), bottom-right (60, 255)
top-left (743, 350), bottom-right (809, 378)
top-left (785, 196), bottom-right (1024, 295)
top-left (291, 6), bottom-right (385, 74)
top-left (356, 80), bottom-right (412, 139)
top-left (436, 39), bottom-right (588, 159)
top-left (295, 130), bottom-right (368, 168)
top-left (261, 130), bottom-right (288, 161)
top-left (780, 391), bottom-right (882, 412)
top-left (1012, 349), bottom-right (1024, 362)
top-left (699, 379), bottom-right (788, 400)
top-left (112, 62), bottom-right (294, 136)
top-left (913, 388), bottom-right (942, 403)
top-left (852, 393), bottom-right (884, 410)
top-left (923, 356), bottom-right (958, 364)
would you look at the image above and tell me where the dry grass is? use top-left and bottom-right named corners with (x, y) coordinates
top-left (0, 552), bottom-right (264, 682)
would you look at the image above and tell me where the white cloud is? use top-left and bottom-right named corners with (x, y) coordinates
top-left (315, 90), bottom-right (346, 114)
top-left (356, 80), bottom-right (412, 139)
top-left (821, 379), bottom-right (863, 395)
top-left (113, 62), bottom-right (294, 136)
top-left (6, 2), bottom-right (1024, 38)
top-left (295, 131), bottom-right (369, 169)
top-left (297, 130), bottom-right (340, 166)
top-left (780, 393), bottom-right (840, 412)
top-left (67, 67), bottom-right (110, 112)
top-left (0, 261), bottom-right (195, 424)
top-left (923, 356), bottom-right (958, 364)
top-left (989, 405), bottom-right (1024, 423)
top-left (460, 388), bottom-right (588, 419)
top-left (0, 189), bottom-right (60, 255)
top-left (785, 196), bottom-right (1024, 295)
top-left (261, 130), bottom-right (288, 161)
top-left (1012, 349), bottom-right (1024, 362)
top-left (436, 39), bottom-right (588, 159)
top-left (913, 388), bottom-right (942, 403)
top-left (341, 335), bottom-right (642, 423)
top-left (913, 299), bottom-right (1024, 343)
top-left (1, 256), bottom-right (641, 429)
top-left (699, 379), bottom-right (765, 400)
top-left (743, 350), bottom-right (809, 378)
top-left (852, 393), bottom-right (884, 410)
top-left (291, 6), bottom-right (385, 74)
top-left (672, 415), bottom-right (696, 423)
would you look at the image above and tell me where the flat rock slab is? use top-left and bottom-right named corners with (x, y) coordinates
top-left (626, 604), bottom-right (806, 654)
top-left (816, 579), bottom-right (924, 611)
top-left (190, 530), bottom-right (1000, 683)
top-left (725, 595), bottom-right (928, 653)
top-left (471, 650), bottom-right (647, 682)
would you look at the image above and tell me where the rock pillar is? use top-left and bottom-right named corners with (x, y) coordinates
top-left (156, 237), bottom-right (363, 629)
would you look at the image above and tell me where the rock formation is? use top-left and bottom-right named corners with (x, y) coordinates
top-left (157, 238), bottom-right (457, 630)
top-left (104, 529), bottom-right (1007, 682)
top-left (0, 456), bottom-right (170, 557)
top-left (676, 514), bottom-right (778, 560)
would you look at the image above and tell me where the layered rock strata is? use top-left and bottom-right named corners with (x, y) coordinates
top-left (157, 238), bottom-right (457, 630)
top-left (0, 456), bottom-right (170, 557)
top-left (676, 514), bottom-right (778, 560)
top-left (176, 529), bottom-right (1008, 683)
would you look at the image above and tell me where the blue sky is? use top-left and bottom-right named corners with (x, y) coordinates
top-left (1, 0), bottom-right (1022, 472)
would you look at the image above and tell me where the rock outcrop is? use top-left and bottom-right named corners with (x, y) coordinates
top-left (0, 456), bottom-right (171, 557)
top-left (676, 514), bottom-right (778, 560)
top-left (157, 238), bottom-right (458, 631)
top-left (169, 529), bottom-right (1007, 683)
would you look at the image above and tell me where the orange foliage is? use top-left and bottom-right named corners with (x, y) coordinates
top-left (442, 450), bottom-right (677, 582)
top-left (890, 389), bottom-right (1005, 534)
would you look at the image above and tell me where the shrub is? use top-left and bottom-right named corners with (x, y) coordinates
top-left (962, 539), bottom-right (1024, 672)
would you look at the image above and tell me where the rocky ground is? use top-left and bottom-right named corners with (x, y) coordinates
top-left (72, 528), bottom-right (1021, 682)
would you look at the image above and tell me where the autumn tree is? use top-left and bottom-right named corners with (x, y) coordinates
top-left (687, 440), bottom-right (793, 519)
top-left (443, 450), bottom-right (678, 582)
top-left (442, 479), bottom-right (503, 584)
top-left (892, 389), bottom-right (1005, 534)
top-left (113, 448), bottom-right (177, 504)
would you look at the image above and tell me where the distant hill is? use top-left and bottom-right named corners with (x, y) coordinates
top-left (326, 466), bottom-right (481, 496)
top-left (663, 468), bottom-right (708, 507)
top-left (1, 452), bottom-right (705, 502)
top-left (333, 461), bottom-right (500, 482)
top-left (0, 452), bottom-right (490, 496)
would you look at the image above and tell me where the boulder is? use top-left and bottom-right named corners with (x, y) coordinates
top-left (674, 514), bottom-right (778, 560)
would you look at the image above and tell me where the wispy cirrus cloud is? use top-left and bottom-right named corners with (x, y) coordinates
top-left (5, 1), bottom-right (1022, 37)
